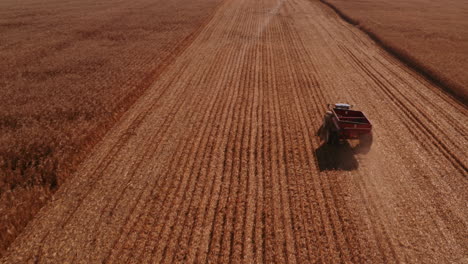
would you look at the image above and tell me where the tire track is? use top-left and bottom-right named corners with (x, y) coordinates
top-left (282, 8), bottom-right (362, 263)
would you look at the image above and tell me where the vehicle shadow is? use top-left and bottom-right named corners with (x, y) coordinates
top-left (315, 141), bottom-right (359, 171)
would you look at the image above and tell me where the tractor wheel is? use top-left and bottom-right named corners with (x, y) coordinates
top-left (316, 124), bottom-right (324, 137)
top-left (325, 129), bottom-right (338, 145)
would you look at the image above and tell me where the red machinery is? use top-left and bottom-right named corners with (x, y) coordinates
top-left (321, 103), bottom-right (373, 147)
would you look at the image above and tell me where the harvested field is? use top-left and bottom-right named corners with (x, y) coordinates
top-left (322, 0), bottom-right (468, 102)
top-left (0, 0), bottom-right (222, 255)
top-left (2, 0), bottom-right (468, 262)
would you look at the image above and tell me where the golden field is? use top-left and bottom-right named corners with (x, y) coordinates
top-left (0, 0), bottom-right (221, 254)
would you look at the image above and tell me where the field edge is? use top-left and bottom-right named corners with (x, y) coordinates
top-left (319, 0), bottom-right (468, 105)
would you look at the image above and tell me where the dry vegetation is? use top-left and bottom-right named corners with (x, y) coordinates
top-left (0, 0), bottom-right (221, 255)
top-left (1, 0), bottom-right (467, 261)
top-left (322, 0), bottom-right (468, 102)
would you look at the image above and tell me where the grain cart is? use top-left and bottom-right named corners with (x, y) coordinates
top-left (321, 103), bottom-right (373, 148)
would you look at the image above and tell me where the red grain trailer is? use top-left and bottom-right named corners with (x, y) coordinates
top-left (321, 103), bottom-right (373, 147)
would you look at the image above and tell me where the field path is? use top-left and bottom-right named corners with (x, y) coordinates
top-left (2, 0), bottom-right (467, 262)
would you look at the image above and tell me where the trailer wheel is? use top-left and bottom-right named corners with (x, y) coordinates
top-left (358, 133), bottom-right (373, 152)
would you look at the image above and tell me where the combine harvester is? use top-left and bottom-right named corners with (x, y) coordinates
top-left (320, 103), bottom-right (373, 149)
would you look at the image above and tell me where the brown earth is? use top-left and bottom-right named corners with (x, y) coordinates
top-left (322, 0), bottom-right (468, 102)
top-left (1, 0), bottom-right (468, 262)
top-left (0, 0), bottom-right (222, 254)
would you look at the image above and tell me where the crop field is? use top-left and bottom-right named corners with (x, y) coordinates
top-left (0, 0), bottom-right (222, 255)
top-left (1, 0), bottom-right (467, 262)
top-left (323, 0), bottom-right (468, 101)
